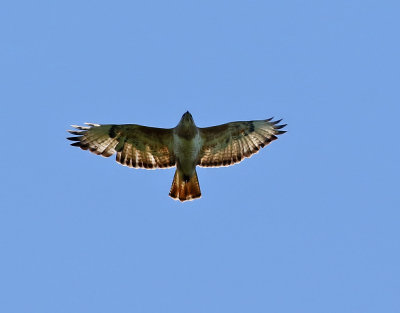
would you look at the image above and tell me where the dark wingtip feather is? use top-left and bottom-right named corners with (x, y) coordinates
top-left (274, 123), bottom-right (287, 129)
top-left (66, 136), bottom-right (82, 141)
top-left (275, 130), bottom-right (287, 135)
top-left (272, 119), bottom-right (282, 125)
top-left (70, 142), bottom-right (81, 147)
top-left (67, 130), bottom-right (86, 135)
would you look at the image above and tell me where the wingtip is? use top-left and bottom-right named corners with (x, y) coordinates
top-left (66, 136), bottom-right (82, 141)
top-left (272, 119), bottom-right (282, 125)
top-left (274, 123), bottom-right (287, 129)
top-left (71, 124), bottom-right (90, 130)
top-left (67, 130), bottom-right (86, 135)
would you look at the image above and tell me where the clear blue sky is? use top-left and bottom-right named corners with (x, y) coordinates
top-left (1, 1), bottom-right (399, 312)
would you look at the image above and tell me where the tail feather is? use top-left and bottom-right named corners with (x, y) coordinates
top-left (169, 169), bottom-right (201, 202)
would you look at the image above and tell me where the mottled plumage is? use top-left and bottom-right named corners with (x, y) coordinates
top-left (67, 111), bottom-right (286, 201)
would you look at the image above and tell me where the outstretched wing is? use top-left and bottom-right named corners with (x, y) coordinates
top-left (198, 118), bottom-right (286, 167)
top-left (67, 123), bottom-right (175, 169)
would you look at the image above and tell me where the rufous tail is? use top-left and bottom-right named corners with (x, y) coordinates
top-left (169, 169), bottom-right (201, 202)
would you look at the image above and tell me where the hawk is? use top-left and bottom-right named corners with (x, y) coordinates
top-left (67, 111), bottom-right (286, 202)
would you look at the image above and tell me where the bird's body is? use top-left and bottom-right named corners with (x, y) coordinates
top-left (173, 113), bottom-right (202, 178)
top-left (171, 113), bottom-right (203, 200)
top-left (67, 111), bottom-right (286, 202)
top-left (173, 131), bottom-right (201, 176)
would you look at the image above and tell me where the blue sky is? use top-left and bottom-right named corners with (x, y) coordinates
top-left (1, 0), bottom-right (399, 312)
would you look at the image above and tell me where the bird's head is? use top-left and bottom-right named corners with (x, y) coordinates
top-left (177, 111), bottom-right (196, 129)
top-left (182, 111), bottom-right (193, 121)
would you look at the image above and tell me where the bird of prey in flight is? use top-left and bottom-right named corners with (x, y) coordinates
top-left (67, 111), bottom-right (286, 202)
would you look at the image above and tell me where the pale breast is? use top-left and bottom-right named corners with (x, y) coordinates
top-left (173, 131), bottom-right (202, 174)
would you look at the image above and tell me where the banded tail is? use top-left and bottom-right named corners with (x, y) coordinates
top-left (169, 169), bottom-right (201, 202)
